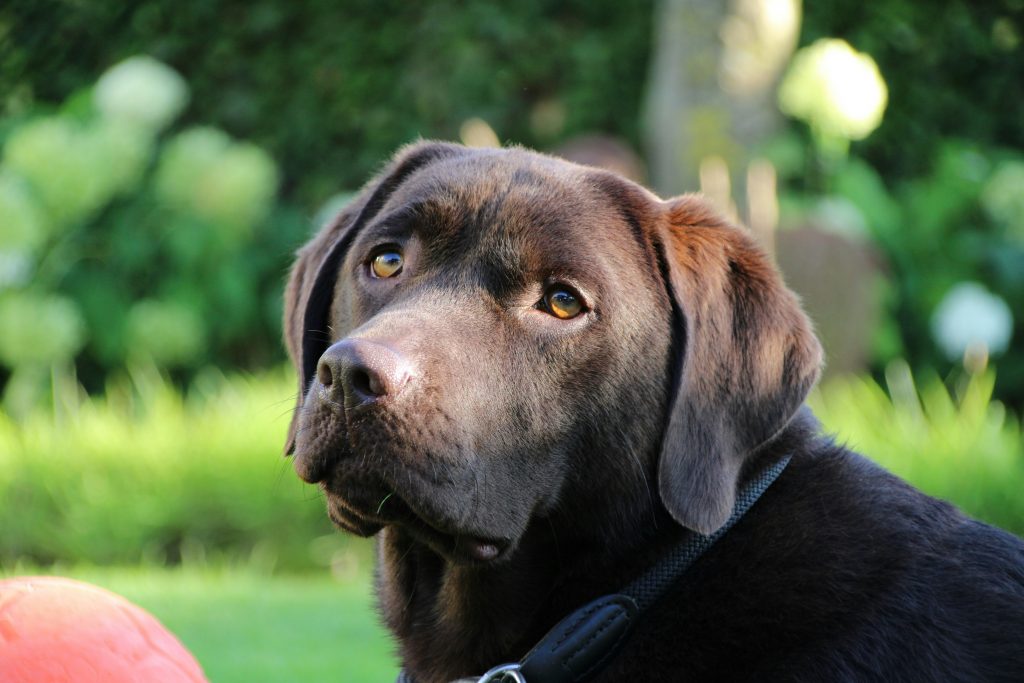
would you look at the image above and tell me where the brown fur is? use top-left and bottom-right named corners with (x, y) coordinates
top-left (282, 142), bottom-right (1024, 682)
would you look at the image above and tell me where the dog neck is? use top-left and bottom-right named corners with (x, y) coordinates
top-left (378, 413), bottom-right (818, 683)
top-left (375, 475), bottom-right (683, 683)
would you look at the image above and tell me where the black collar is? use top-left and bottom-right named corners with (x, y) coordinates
top-left (398, 455), bottom-right (791, 683)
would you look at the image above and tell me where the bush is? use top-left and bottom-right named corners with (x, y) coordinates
top-left (3, 1), bottom-right (1022, 414)
top-left (2, 3), bottom-right (654, 401)
top-left (0, 366), bottom-right (346, 571)
top-left (776, 146), bottom-right (1024, 411)
top-left (0, 56), bottom-right (312, 407)
top-left (810, 362), bottom-right (1024, 535)
top-left (771, 140), bottom-right (1024, 406)
top-left (760, 6), bottom-right (1024, 412)
top-left (1, 364), bottom-right (1020, 569)
top-left (800, 1), bottom-right (1024, 183)
top-left (1, 0), bottom-right (654, 208)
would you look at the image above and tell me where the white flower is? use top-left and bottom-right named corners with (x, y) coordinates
top-left (3, 117), bottom-right (152, 227)
top-left (779, 39), bottom-right (888, 143)
top-left (194, 142), bottom-right (279, 233)
top-left (154, 127), bottom-right (279, 235)
top-left (931, 282), bottom-right (1014, 360)
top-left (0, 252), bottom-right (32, 289)
top-left (154, 127), bottom-right (233, 210)
top-left (94, 56), bottom-right (189, 132)
top-left (4, 117), bottom-right (106, 226)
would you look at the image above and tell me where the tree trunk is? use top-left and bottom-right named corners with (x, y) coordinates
top-left (643, 0), bottom-right (800, 200)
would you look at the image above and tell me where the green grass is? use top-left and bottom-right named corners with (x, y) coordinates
top-left (1, 565), bottom-right (398, 683)
top-left (0, 366), bottom-right (400, 680)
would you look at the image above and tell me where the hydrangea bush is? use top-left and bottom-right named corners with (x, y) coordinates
top-left (0, 57), bottom-right (303, 415)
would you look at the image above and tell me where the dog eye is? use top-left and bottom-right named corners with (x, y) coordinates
top-left (370, 250), bottom-right (403, 278)
top-left (542, 286), bottom-right (584, 320)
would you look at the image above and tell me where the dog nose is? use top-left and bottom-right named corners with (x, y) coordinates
top-left (317, 339), bottom-right (413, 408)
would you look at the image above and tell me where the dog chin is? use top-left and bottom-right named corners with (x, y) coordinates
top-left (397, 510), bottom-right (516, 566)
top-left (324, 494), bottom-right (384, 536)
top-left (324, 483), bottom-right (517, 565)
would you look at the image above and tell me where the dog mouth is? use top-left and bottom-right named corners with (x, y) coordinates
top-left (322, 481), bottom-right (512, 565)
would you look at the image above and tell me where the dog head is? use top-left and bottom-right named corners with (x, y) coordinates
top-left (283, 142), bottom-right (821, 562)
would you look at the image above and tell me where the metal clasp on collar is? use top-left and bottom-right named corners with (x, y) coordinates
top-left (478, 662), bottom-right (526, 683)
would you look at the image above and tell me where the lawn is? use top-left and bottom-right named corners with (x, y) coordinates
top-left (2, 566), bottom-right (399, 683)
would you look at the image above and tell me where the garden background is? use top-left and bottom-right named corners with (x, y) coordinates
top-left (1, 1), bottom-right (1022, 681)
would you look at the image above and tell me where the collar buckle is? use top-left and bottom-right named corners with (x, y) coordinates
top-left (478, 663), bottom-right (526, 683)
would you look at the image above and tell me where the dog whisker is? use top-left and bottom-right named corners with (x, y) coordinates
top-left (376, 492), bottom-right (394, 515)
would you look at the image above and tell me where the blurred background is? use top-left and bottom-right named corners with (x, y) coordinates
top-left (1, 1), bottom-right (1022, 680)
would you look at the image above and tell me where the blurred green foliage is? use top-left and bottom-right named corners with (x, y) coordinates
top-left (0, 367), bottom-right (344, 571)
top-left (800, 1), bottom-right (1024, 183)
top-left (770, 138), bottom-right (1024, 402)
top-left (1, 364), bottom-right (1020, 573)
top-left (0, 1), bottom-right (1019, 417)
top-left (771, 1), bottom-right (1024, 405)
top-left (1, 0), bottom-right (654, 208)
top-left (0, 57), bottom-right (309, 410)
top-left (810, 363), bottom-right (1024, 535)
top-left (0, 0), bottom-right (654, 407)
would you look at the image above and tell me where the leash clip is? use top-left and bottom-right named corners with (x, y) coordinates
top-left (478, 662), bottom-right (526, 683)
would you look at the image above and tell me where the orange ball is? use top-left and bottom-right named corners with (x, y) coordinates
top-left (0, 576), bottom-right (208, 683)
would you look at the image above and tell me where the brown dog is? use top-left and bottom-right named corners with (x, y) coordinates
top-left (284, 142), bottom-right (1024, 682)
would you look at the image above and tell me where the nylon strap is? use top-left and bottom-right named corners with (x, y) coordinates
top-left (400, 455), bottom-right (791, 683)
top-left (621, 454), bottom-right (791, 612)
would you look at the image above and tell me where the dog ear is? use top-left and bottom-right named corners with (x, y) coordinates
top-left (655, 195), bottom-right (822, 534)
top-left (282, 141), bottom-right (467, 454)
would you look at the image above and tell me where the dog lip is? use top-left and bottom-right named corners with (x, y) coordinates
top-left (324, 485), bottom-right (512, 564)
top-left (396, 511), bottom-right (513, 565)
top-left (383, 492), bottom-right (514, 562)
top-left (325, 495), bottom-right (384, 537)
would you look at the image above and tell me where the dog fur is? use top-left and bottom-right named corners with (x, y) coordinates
top-left (283, 141), bottom-right (1024, 682)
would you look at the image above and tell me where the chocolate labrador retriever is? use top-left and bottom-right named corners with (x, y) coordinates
top-left (283, 141), bottom-right (1024, 682)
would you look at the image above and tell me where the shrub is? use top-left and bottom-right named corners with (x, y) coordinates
top-left (0, 366), bottom-right (344, 571)
top-left (810, 362), bottom-right (1024, 535)
top-left (1, 0), bottom-right (655, 207)
top-left (5, 2), bottom-right (1023, 412)
top-left (0, 56), bottom-right (310, 408)
top-left (786, 143), bottom-right (1024, 406)
top-left (1, 364), bottom-right (1020, 569)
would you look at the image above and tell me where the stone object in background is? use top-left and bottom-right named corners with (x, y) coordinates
top-left (775, 225), bottom-right (885, 377)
